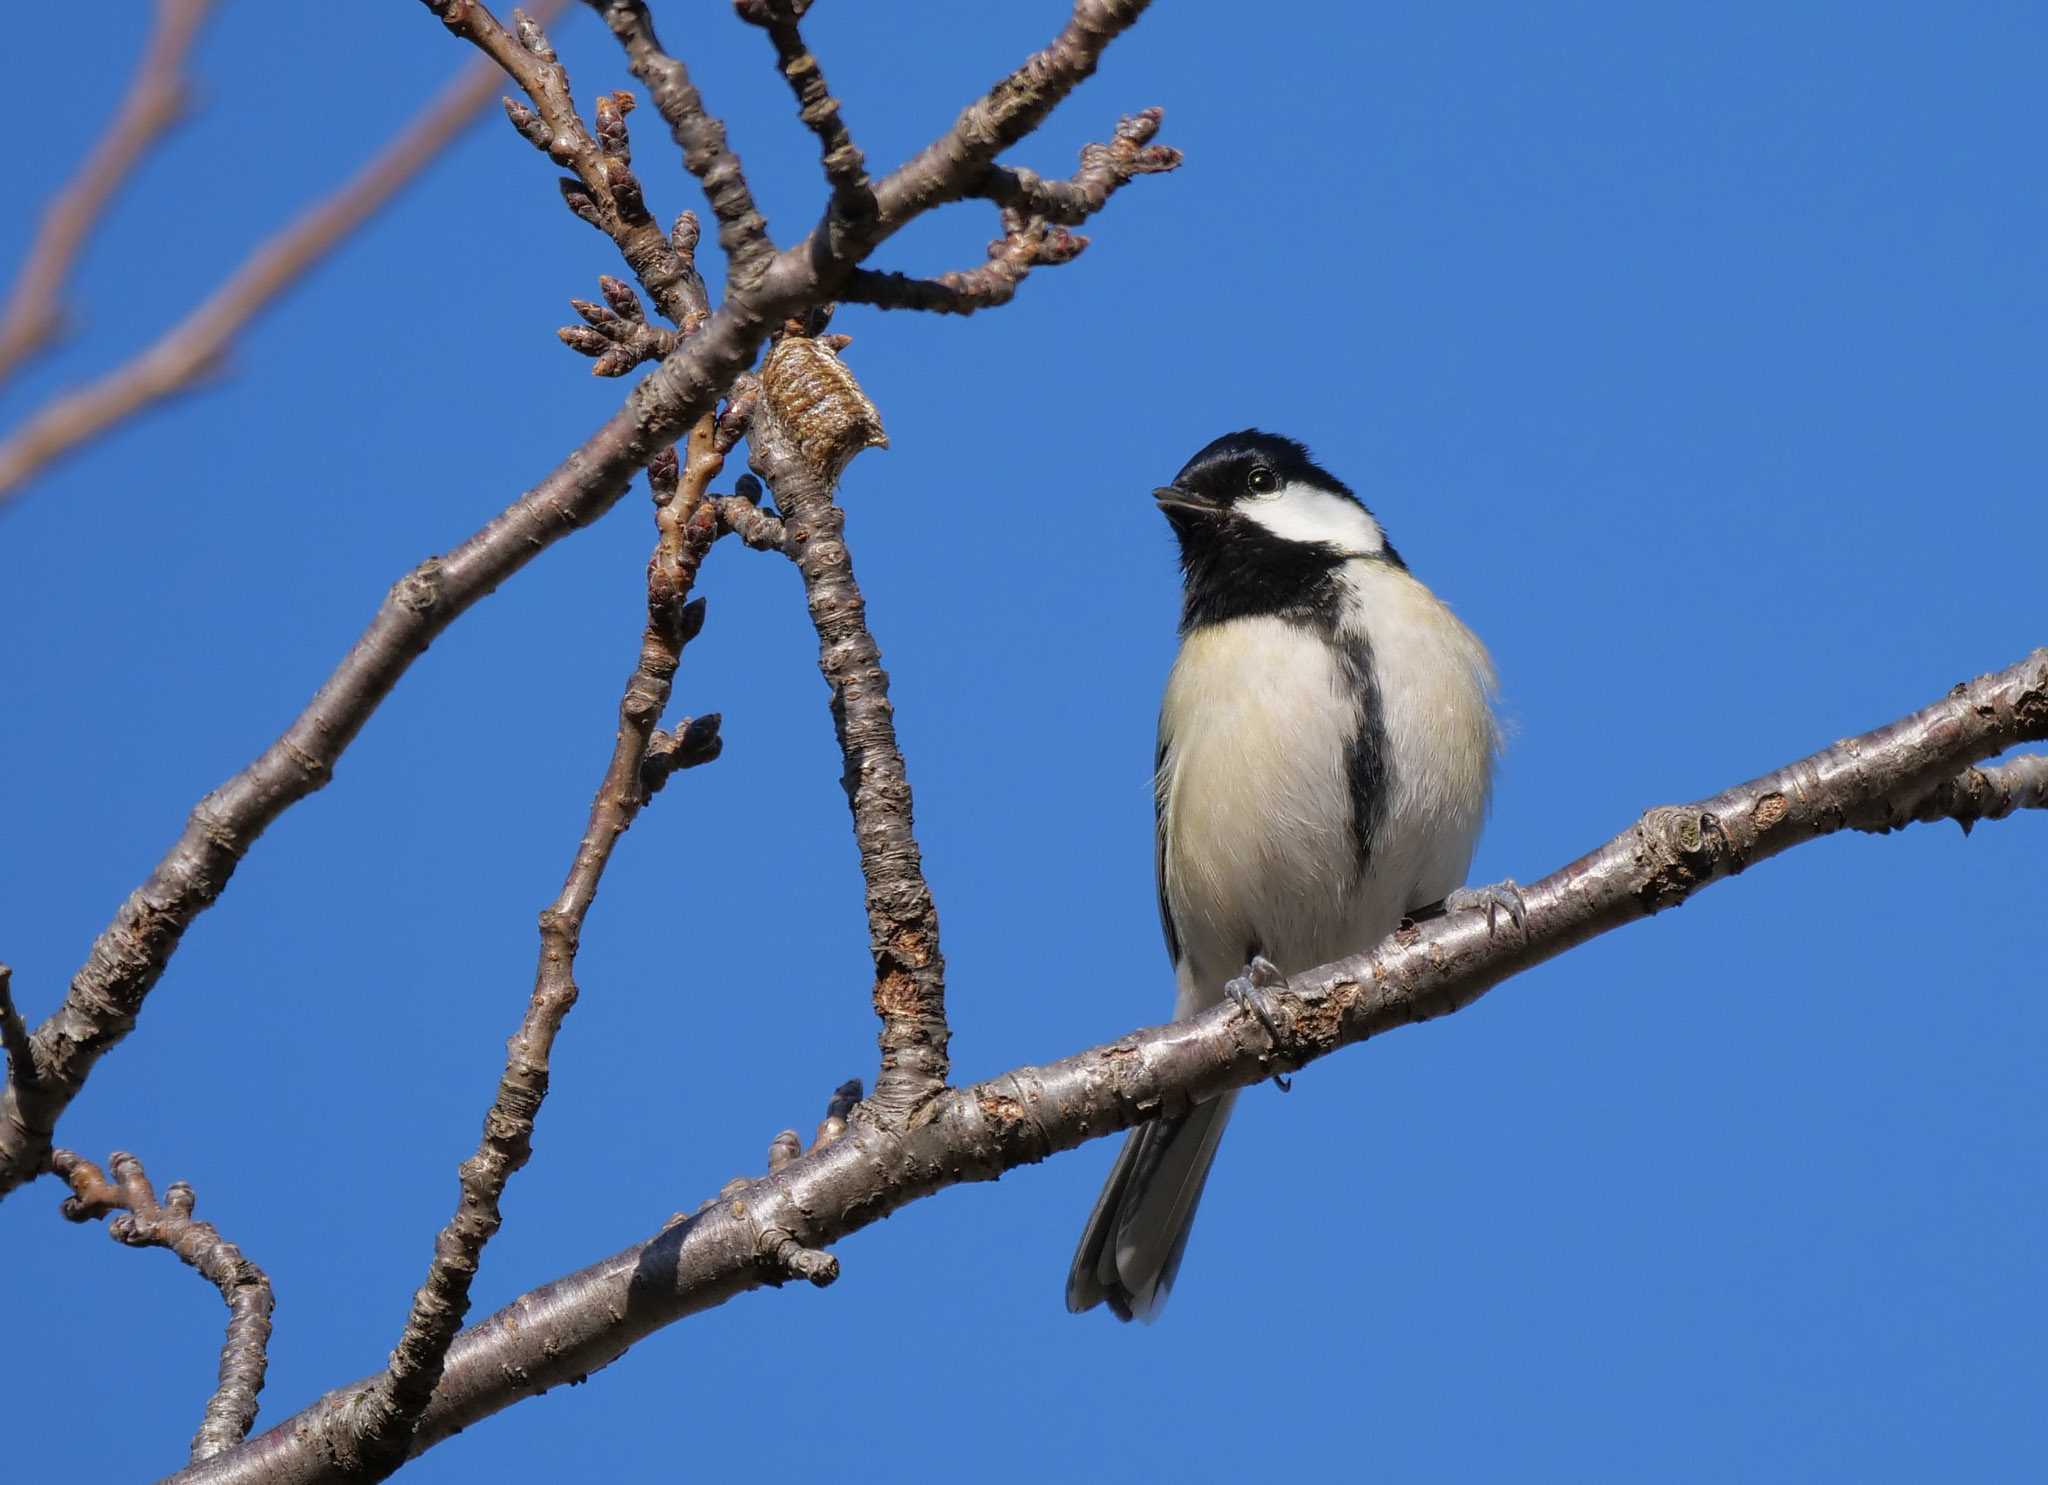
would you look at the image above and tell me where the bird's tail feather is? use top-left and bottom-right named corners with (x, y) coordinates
top-left (1064, 1091), bottom-right (1237, 1321)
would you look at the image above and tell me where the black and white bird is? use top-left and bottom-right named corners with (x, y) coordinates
top-left (1066, 429), bottom-right (1505, 1322)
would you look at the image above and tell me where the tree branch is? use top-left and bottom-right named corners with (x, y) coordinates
top-left (747, 336), bottom-right (947, 1124)
top-left (426, 1), bottom-right (701, 325)
top-left (0, 966), bottom-right (43, 1146)
top-left (341, 418), bottom-right (731, 1476)
top-left (845, 108), bottom-right (1178, 313)
top-left (1881, 752), bottom-right (2048, 833)
top-left (0, 380), bottom-right (689, 1201)
top-left (868, 0), bottom-right (1155, 232)
top-left (51, 1150), bottom-right (274, 1464)
top-left (581, 0), bottom-right (777, 294)
top-left (165, 651), bottom-right (2048, 1485)
top-left (971, 106), bottom-right (1182, 224)
top-left (843, 214), bottom-right (1087, 314)
top-left (0, 0), bottom-right (1172, 1203)
top-left (0, 0), bottom-right (216, 389)
top-left (734, 0), bottom-right (875, 247)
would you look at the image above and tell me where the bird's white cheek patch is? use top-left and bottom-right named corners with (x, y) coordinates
top-left (1239, 482), bottom-right (1386, 556)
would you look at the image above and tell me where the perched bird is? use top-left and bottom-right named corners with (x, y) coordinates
top-left (1066, 429), bottom-right (1507, 1322)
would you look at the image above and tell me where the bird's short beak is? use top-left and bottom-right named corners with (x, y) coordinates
top-left (1153, 485), bottom-right (1217, 514)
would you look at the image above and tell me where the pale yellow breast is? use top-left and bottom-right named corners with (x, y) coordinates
top-left (1156, 570), bottom-right (1499, 1010)
top-left (1157, 618), bottom-right (1360, 1000)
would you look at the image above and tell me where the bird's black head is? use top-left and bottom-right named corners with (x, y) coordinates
top-left (1154, 429), bottom-right (1402, 631)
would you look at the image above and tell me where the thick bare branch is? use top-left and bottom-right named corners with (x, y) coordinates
top-left (581, 0), bottom-right (776, 293)
top-left (52, 1150), bottom-right (273, 1464)
top-left (748, 339), bottom-right (946, 1123)
top-left (0, 1), bottom-right (571, 506)
top-left (166, 651), bottom-right (2048, 1485)
top-left (0, 0), bottom-right (216, 388)
top-left (327, 419), bottom-right (730, 1477)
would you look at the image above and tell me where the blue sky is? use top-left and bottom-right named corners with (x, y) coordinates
top-left (3, 2), bottom-right (2042, 1480)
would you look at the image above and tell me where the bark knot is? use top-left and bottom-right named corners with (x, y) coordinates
top-left (1752, 792), bottom-right (1789, 831)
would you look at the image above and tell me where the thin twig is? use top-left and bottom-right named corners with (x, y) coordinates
top-left (734, 0), bottom-right (875, 245)
top-left (747, 340), bottom-right (946, 1124)
top-left (51, 1150), bottom-right (273, 1463)
top-left (845, 213), bottom-right (1087, 314)
top-left (582, 0), bottom-right (776, 293)
top-left (846, 108), bottom-right (1181, 314)
top-left (165, 651), bottom-right (2048, 1485)
top-left (0, 0), bottom-right (572, 506)
top-left (868, 0), bottom-right (1155, 232)
top-left (346, 415), bottom-right (729, 1475)
top-left (0, 0), bottom-right (217, 388)
top-left (713, 490), bottom-right (785, 550)
top-left (972, 107), bottom-right (1182, 223)
top-left (426, 1), bottom-right (699, 324)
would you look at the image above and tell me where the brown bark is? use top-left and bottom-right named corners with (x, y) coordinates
top-left (749, 364), bottom-right (948, 1123)
top-left (51, 1150), bottom-right (275, 1464)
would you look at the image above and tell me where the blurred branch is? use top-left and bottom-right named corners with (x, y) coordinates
top-left (0, 0), bottom-right (571, 506)
top-left (0, 0), bottom-right (216, 389)
top-left (746, 335), bottom-right (949, 1124)
top-left (51, 1150), bottom-right (273, 1464)
top-left (166, 649), bottom-right (2048, 1485)
top-left (0, 0), bottom-right (1170, 1201)
top-left (345, 413), bottom-right (731, 1477)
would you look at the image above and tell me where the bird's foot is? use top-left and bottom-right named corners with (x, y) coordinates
top-left (1225, 955), bottom-right (1295, 1091)
top-left (1444, 878), bottom-right (1527, 936)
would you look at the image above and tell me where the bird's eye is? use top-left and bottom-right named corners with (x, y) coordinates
top-left (1247, 466), bottom-right (1278, 494)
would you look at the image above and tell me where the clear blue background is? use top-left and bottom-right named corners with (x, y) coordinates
top-left (3, 3), bottom-right (2042, 1480)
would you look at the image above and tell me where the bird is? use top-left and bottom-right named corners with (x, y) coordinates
top-left (1065, 429), bottom-right (1507, 1322)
